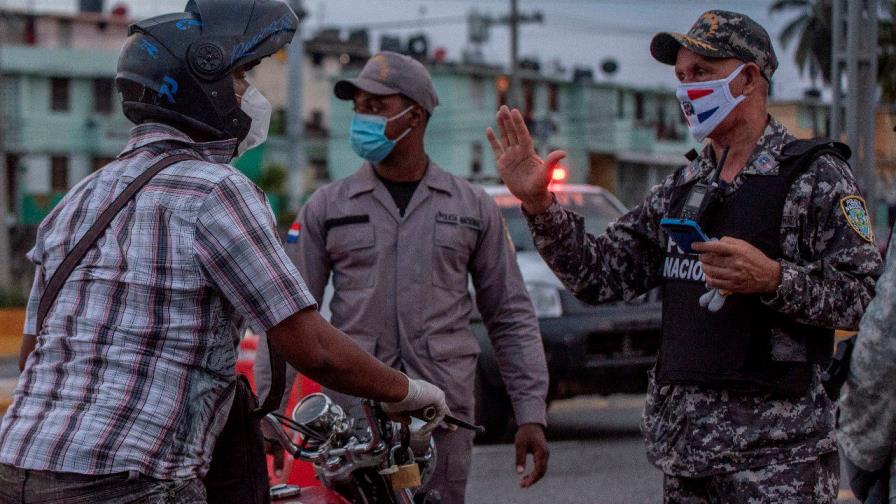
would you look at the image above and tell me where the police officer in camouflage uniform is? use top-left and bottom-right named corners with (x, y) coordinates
top-left (837, 128), bottom-right (896, 503)
top-left (486, 10), bottom-right (883, 503)
top-left (838, 227), bottom-right (896, 503)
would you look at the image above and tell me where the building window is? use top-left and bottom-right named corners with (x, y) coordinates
top-left (270, 108), bottom-right (286, 135)
top-left (5, 155), bottom-right (19, 213)
top-left (92, 156), bottom-right (115, 172)
top-left (51, 78), bottom-right (70, 112)
top-left (548, 83), bottom-right (559, 112)
top-left (470, 142), bottom-right (483, 176)
top-left (1, 76), bottom-right (18, 116)
top-left (522, 80), bottom-right (535, 119)
top-left (309, 109), bottom-right (324, 132)
top-left (495, 76), bottom-right (509, 108)
top-left (51, 156), bottom-right (69, 192)
top-left (93, 78), bottom-right (114, 114)
top-left (617, 89), bottom-right (625, 119)
top-left (25, 16), bottom-right (37, 45)
top-left (470, 76), bottom-right (485, 108)
top-left (310, 160), bottom-right (330, 186)
top-left (57, 19), bottom-right (72, 47)
top-left (634, 92), bottom-right (645, 122)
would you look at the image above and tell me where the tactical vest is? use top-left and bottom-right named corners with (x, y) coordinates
top-left (656, 139), bottom-right (850, 396)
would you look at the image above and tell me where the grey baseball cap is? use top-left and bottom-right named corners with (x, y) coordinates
top-left (334, 51), bottom-right (440, 113)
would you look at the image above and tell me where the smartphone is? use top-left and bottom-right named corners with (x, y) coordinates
top-left (660, 218), bottom-right (710, 254)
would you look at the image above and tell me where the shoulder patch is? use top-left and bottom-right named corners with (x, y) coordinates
top-left (286, 222), bottom-right (301, 244)
top-left (840, 196), bottom-right (874, 243)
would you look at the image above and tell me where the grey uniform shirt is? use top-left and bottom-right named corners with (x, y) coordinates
top-left (289, 161), bottom-right (547, 425)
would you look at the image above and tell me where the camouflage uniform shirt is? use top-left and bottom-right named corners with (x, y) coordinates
top-left (525, 116), bottom-right (883, 477)
top-left (837, 225), bottom-right (896, 490)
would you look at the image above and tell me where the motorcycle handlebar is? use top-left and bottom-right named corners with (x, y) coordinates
top-left (410, 407), bottom-right (486, 434)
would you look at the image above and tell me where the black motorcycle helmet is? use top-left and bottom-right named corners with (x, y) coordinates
top-left (116, 0), bottom-right (298, 144)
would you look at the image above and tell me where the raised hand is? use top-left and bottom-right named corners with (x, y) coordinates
top-left (486, 106), bottom-right (567, 214)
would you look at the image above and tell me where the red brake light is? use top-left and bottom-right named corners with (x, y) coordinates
top-left (551, 167), bottom-right (568, 182)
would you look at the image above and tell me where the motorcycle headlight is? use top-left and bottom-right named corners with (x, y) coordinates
top-left (526, 283), bottom-right (563, 318)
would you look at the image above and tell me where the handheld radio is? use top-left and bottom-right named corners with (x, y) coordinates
top-left (660, 145), bottom-right (729, 254)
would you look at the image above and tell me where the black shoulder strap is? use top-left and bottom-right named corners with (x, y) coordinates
top-left (777, 138), bottom-right (852, 182)
top-left (253, 340), bottom-right (285, 417)
top-left (35, 153), bottom-right (196, 334)
top-left (35, 150), bottom-right (287, 417)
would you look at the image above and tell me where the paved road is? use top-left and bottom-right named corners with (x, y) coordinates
top-left (467, 395), bottom-right (860, 504)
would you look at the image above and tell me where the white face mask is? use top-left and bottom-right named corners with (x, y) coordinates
top-left (676, 64), bottom-right (747, 143)
top-left (237, 85), bottom-right (272, 156)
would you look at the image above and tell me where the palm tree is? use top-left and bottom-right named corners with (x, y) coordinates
top-left (769, 0), bottom-right (833, 86)
top-left (772, 0), bottom-right (896, 105)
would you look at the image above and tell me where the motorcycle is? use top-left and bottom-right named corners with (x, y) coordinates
top-left (262, 393), bottom-right (462, 504)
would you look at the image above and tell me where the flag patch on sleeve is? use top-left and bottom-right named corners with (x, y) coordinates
top-left (840, 196), bottom-right (874, 243)
top-left (286, 222), bottom-right (301, 244)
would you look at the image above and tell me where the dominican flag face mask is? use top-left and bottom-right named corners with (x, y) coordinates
top-left (676, 64), bottom-right (747, 143)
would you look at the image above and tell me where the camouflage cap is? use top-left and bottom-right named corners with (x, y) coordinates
top-left (650, 10), bottom-right (778, 81)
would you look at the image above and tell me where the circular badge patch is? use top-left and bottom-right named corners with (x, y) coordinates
top-left (840, 195), bottom-right (874, 243)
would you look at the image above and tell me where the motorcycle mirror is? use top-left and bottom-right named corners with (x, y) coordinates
top-left (293, 393), bottom-right (331, 425)
top-left (292, 393), bottom-right (350, 441)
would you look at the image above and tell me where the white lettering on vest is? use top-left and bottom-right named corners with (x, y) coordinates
top-left (663, 255), bottom-right (706, 282)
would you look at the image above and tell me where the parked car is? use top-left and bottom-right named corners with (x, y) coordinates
top-left (473, 184), bottom-right (662, 441)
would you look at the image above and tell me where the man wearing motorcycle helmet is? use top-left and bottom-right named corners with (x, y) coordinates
top-left (0, 1), bottom-right (448, 502)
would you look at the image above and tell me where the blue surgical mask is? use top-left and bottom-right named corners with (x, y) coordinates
top-left (349, 106), bottom-right (415, 163)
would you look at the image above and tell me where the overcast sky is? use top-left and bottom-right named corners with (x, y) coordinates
top-left (0, 0), bottom-right (817, 99)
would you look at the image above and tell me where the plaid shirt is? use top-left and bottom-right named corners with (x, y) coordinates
top-left (0, 124), bottom-right (315, 479)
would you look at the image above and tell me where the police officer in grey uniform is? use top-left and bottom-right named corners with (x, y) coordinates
top-left (836, 130), bottom-right (896, 504)
top-left (487, 11), bottom-right (883, 503)
top-left (257, 51), bottom-right (549, 503)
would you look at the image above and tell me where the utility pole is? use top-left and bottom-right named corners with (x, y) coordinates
top-left (287, 0), bottom-right (307, 213)
top-left (509, 0), bottom-right (520, 109)
top-left (502, 0), bottom-right (542, 109)
top-left (831, 0), bottom-right (879, 223)
top-left (0, 9), bottom-right (14, 292)
top-left (467, 4), bottom-right (542, 109)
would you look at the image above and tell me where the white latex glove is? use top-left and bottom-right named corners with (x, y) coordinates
top-left (699, 288), bottom-right (728, 312)
top-left (382, 374), bottom-right (451, 434)
top-left (697, 238), bottom-right (728, 313)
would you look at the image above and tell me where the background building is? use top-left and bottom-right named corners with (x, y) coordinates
top-left (1, 6), bottom-right (131, 226)
top-left (0, 5), bottom-right (370, 226)
top-left (1, 5), bottom-right (893, 298)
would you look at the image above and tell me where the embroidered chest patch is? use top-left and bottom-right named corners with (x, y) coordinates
top-left (436, 211), bottom-right (482, 230)
top-left (840, 196), bottom-right (874, 243)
